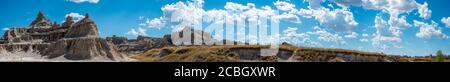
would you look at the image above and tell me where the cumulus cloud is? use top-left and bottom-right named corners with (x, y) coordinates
top-left (418, 2), bottom-right (432, 19)
top-left (274, 13), bottom-right (301, 23)
top-left (224, 2), bottom-right (252, 11)
top-left (274, 1), bottom-right (296, 11)
top-left (331, 0), bottom-right (363, 8)
top-left (298, 8), bottom-right (358, 31)
top-left (413, 20), bottom-right (449, 39)
top-left (300, 0), bottom-right (361, 31)
top-left (372, 15), bottom-right (402, 49)
top-left (2, 28), bottom-right (9, 31)
top-left (360, 39), bottom-right (369, 42)
top-left (331, 0), bottom-right (431, 29)
top-left (222, 2), bottom-right (279, 23)
top-left (308, 26), bottom-right (346, 44)
top-left (126, 27), bottom-right (148, 37)
top-left (360, 33), bottom-right (370, 42)
top-left (156, 0), bottom-right (206, 31)
top-left (441, 17), bottom-right (450, 27)
top-left (138, 16), bottom-right (145, 20)
top-left (331, 0), bottom-right (433, 49)
top-left (362, 33), bottom-right (369, 37)
top-left (374, 15), bottom-right (401, 39)
top-left (137, 0), bottom-right (300, 45)
top-left (282, 27), bottom-right (321, 47)
top-left (283, 27), bottom-right (309, 38)
top-left (389, 16), bottom-right (412, 28)
top-left (67, 0), bottom-right (99, 4)
top-left (203, 9), bottom-right (229, 23)
top-left (371, 33), bottom-right (402, 50)
top-left (332, 0), bottom-right (432, 49)
top-left (65, 12), bottom-right (85, 22)
top-left (344, 32), bottom-right (358, 38)
top-left (372, 34), bottom-right (402, 43)
top-left (271, 1), bottom-right (301, 24)
top-left (143, 0), bottom-right (307, 31)
top-left (306, 0), bottom-right (325, 9)
top-left (144, 17), bottom-right (165, 29)
top-left (331, 0), bottom-right (422, 16)
top-left (362, 0), bottom-right (420, 16)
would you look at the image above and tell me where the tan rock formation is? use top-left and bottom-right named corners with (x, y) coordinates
top-left (29, 11), bottom-right (52, 28)
top-left (61, 16), bottom-right (74, 28)
top-left (65, 14), bottom-right (99, 38)
top-left (0, 12), bottom-right (124, 61)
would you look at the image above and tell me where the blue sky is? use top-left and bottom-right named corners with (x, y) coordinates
top-left (0, 0), bottom-right (449, 56)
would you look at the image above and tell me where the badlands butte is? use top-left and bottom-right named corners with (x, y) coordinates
top-left (0, 12), bottom-right (435, 62)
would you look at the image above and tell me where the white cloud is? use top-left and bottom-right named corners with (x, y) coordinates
top-left (2, 28), bottom-right (9, 31)
top-left (224, 2), bottom-right (251, 11)
top-left (372, 15), bottom-right (402, 49)
top-left (282, 27), bottom-right (321, 47)
top-left (360, 33), bottom-right (370, 42)
top-left (203, 9), bottom-right (229, 24)
top-left (332, 0), bottom-right (431, 25)
top-left (344, 32), bottom-right (358, 38)
top-left (144, 0), bottom-right (307, 31)
top-left (274, 1), bottom-right (295, 11)
top-left (283, 27), bottom-right (309, 38)
top-left (372, 34), bottom-right (401, 43)
top-left (331, 0), bottom-right (433, 47)
top-left (126, 27), bottom-right (148, 37)
top-left (308, 26), bottom-right (346, 44)
top-left (441, 17), bottom-right (450, 27)
top-left (159, 0), bottom-right (205, 31)
top-left (65, 12), bottom-right (85, 22)
top-left (371, 34), bottom-right (402, 50)
top-left (68, 0), bottom-right (99, 4)
top-left (362, 33), bottom-right (369, 37)
top-left (145, 17), bottom-right (165, 29)
top-left (298, 8), bottom-right (358, 31)
top-left (327, 4), bottom-right (334, 8)
top-left (418, 2), bottom-right (432, 19)
top-left (333, 0), bottom-right (428, 41)
top-left (274, 13), bottom-right (301, 23)
top-left (361, 0), bottom-right (420, 16)
top-left (389, 16), bottom-right (412, 28)
top-left (331, 0), bottom-right (363, 8)
top-left (297, 9), bottom-right (314, 18)
top-left (374, 15), bottom-right (403, 38)
top-left (224, 3), bottom-right (278, 23)
top-left (306, 0), bottom-right (325, 9)
top-left (413, 20), bottom-right (449, 39)
top-left (138, 16), bottom-right (145, 20)
top-left (145, 0), bottom-right (273, 31)
top-left (331, 0), bottom-right (423, 17)
top-left (360, 38), bottom-right (369, 42)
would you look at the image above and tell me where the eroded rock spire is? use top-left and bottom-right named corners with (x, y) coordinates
top-left (29, 11), bottom-right (51, 28)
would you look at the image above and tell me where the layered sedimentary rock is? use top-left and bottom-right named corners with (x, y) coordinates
top-left (61, 16), bottom-right (74, 28)
top-left (43, 37), bottom-right (123, 60)
top-left (107, 35), bottom-right (173, 52)
top-left (133, 45), bottom-right (400, 62)
top-left (64, 14), bottom-right (99, 38)
top-left (29, 11), bottom-right (52, 28)
top-left (170, 27), bottom-right (213, 45)
top-left (0, 12), bottom-right (123, 61)
top-left (107, 27), bottom-right (213, 53)
top-left (291, 48), bottom-right (395, 62)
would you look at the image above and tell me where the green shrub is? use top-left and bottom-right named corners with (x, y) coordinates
top-left (434, 50), bottom-right (445, 62)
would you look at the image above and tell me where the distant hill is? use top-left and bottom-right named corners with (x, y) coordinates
top-left (131, 44), bottom-right (403, 62)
